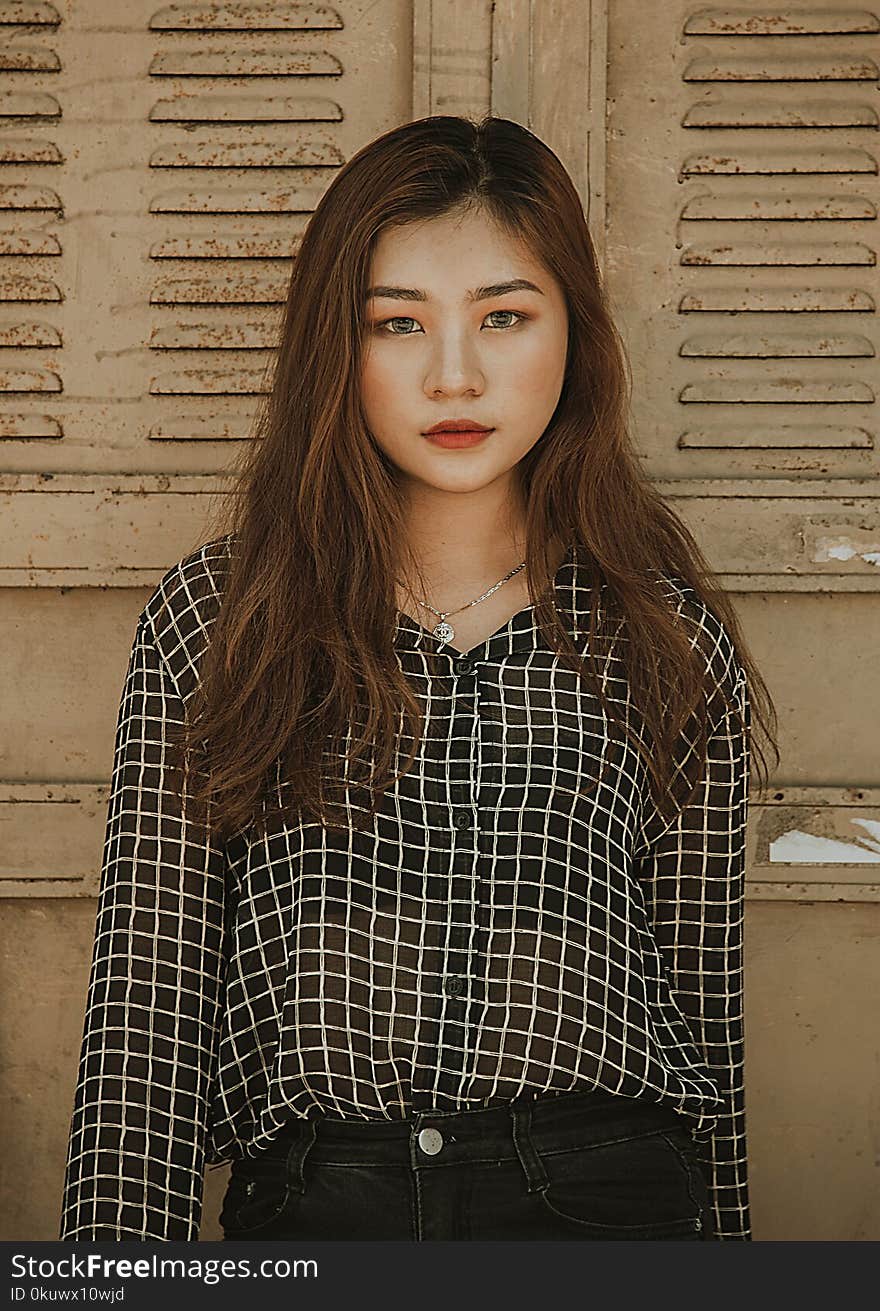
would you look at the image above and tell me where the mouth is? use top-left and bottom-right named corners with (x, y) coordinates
top-left (422, 427), bottom-right (494, 448)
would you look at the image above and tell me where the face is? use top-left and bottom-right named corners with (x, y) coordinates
top-left (360, 205), bottom-right (569, 506)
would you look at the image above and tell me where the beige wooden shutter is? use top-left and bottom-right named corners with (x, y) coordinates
top-left (147, 2), bottom-right (347, 441)
top-left (414, 0), bottom-right (880, 1243)
top-left (602, 0), bottom-right (880, 1241)
top-left (0, 0), bottom-right (412, 1239)
top-left (2, 0), bottom-right (412, 886)
top-left (607, 3), bottom-right (879, 477)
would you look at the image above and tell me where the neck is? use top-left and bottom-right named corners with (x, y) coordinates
top-left (394, 482), bottom-right (566, 609)
top-left (396, 481), bottom-right (527, 595)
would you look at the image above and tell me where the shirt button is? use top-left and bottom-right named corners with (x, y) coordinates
top-left (453, 657), bottom-right (475, 676)
top-left (453, 810), bottom-right (472, 828)
top-left (444, 975), bottom-right (464, 997)
top-left (418, 1127), bottom-right (444, 1155)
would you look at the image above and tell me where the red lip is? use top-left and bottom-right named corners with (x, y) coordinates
top-left (423, 419), bottom-right (493, 434)
top-left (424, 429), bottom-right (493, 448)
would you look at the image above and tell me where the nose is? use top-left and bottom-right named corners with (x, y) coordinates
top-left (423, 331), bottom-right (485, 397)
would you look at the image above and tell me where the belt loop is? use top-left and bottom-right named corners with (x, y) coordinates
top-left (510, 1097), bottom-right (549, 1194)
top-left (284, 1112), bottom-right (322, 1195)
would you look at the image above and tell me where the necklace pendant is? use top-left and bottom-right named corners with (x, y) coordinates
top-left (433, 620), bottom-right (455, 644)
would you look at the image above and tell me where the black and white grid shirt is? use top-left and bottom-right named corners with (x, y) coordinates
top-left (60, 534), bottom-right (751, 1242)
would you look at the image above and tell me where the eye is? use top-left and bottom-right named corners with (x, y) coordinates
top-left (373, 310), bottom-right (528, 335)
top-left (484, 310), bottom-right (526, 329)
top-left (376, 316), bottom-right (420, 336)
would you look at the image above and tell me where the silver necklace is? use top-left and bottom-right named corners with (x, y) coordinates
top-left (397, 560), bottom-right (527, 647)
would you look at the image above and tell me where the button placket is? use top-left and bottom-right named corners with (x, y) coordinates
top-left (436, 655), bottom-right (481, 1097)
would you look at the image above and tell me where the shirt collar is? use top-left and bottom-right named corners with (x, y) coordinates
top-left (393, 540), bottom-right (581, 662)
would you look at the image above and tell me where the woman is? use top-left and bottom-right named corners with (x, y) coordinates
top-left (59, 115), bottom-right (777, 1243)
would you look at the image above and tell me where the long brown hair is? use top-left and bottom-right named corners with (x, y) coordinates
top-left (160, 113), bottom-right (779, 844)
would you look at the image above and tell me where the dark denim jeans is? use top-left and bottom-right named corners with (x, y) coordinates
top-left (220, 1086), bottom-right (716, 1241)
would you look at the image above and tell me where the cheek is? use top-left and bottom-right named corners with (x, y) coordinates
top-left (505, 324), bottom-right (565, 381)
top-left (506, 347), bottom-right (564, 411)
top-left (361, 351), bottom-right (403, 417)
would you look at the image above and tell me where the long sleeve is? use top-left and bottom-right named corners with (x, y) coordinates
top-left (634, 665), bottom-right (752, 1241)
top-left (60, 612), bottom-right (228, 1240)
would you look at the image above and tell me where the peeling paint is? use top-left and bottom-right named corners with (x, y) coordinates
top-left (771, 819), bottom-right (880, 864)
top-left (811, 535), bottom-right (880, 566)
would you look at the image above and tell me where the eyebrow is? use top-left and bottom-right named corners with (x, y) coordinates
top-left (365, 278), bottom-right (545, 303)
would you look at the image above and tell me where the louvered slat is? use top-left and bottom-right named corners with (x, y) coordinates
top-left (675, 6), bottom-right (878, 458)
top-left (146, 2), bottom-right (345, 439)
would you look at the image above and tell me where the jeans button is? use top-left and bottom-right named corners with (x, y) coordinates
top-left (417, 1127), bottom-right (444, 1155)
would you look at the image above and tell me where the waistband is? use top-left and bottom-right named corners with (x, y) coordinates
top-left (245, 1086), bottom-right (688, 1171)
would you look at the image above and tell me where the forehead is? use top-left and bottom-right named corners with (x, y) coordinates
top-left (369, 207), bottom-right (540, 277)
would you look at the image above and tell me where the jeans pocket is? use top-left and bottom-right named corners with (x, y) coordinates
top-left (220, 1159), bottom-right (300, 1238)
top-left (534, 1127), bottom-right (707, 1239)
